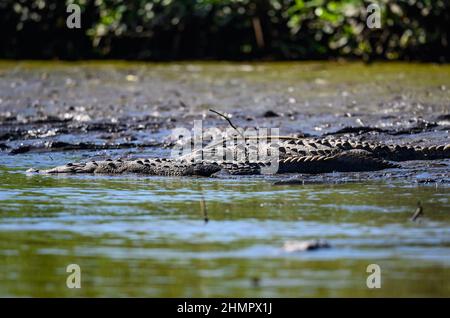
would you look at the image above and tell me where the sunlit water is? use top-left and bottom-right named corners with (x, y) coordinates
top-left (0, 152), bottom-right (449, 297)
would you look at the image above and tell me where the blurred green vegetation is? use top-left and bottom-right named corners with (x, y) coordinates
top-left (1, 0), bottom-right (449, 61)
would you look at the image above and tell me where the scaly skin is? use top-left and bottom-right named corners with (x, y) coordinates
top-left (28, 137), bottom-right (450, 176)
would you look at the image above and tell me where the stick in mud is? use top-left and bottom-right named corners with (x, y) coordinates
top-left (198, 185), bottom-right (209, 224)
top-left (411, 201), bottom-right (423, 222)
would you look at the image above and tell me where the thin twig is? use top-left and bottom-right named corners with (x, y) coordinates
top-left (411, 201), bottom-right (423, 222)
top-left (200, 197), bottom-right (208, 224)
top-left (198, 184), bottom-right (209, 224)
top-left (209, 109), bottom-right (245, 138)
top-left (199, 189), bottom-right (209, 224)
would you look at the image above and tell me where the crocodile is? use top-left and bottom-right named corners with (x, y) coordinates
top-left (28, 136), bottom-right (450, 176)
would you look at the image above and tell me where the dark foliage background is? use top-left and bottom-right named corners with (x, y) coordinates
top-left (1, 0), bottom-right (449, 61)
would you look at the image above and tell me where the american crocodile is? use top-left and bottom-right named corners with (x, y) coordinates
top-left (28, 136), bottom-right (450, 176)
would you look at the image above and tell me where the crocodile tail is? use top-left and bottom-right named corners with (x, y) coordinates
top-left (369, 143), bottom-right (450, 161)
top-left (409, 144), bottom-right (450, 160)
top-left (278, 150), bottom-right (398, 174)
top-left (321, 138), bottom-right (450, 161)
